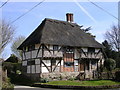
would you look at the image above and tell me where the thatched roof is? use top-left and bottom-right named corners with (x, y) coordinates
top-left (18, 18), bottom-right (103, 50)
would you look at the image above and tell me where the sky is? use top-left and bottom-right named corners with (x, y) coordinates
top-left (0, 0), bottom-right (119, 59)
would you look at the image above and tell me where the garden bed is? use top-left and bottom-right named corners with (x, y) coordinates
top-left (33, 80), bottom-right (120, 89)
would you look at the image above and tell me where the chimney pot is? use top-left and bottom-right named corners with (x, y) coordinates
top-left (66, 13), bottom-right (73, 23)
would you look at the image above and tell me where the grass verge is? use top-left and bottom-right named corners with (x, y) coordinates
top-left (40, 80), bottom-right (120, 86)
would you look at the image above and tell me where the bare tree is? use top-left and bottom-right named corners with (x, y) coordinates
top-left (0, 19), bottom-right (15, 54)
top-left (11, 35), bottom-right (25, 60)
top-left (105, 25), bottom-right (120, 52)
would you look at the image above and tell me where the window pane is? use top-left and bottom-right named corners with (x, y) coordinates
top-left (53, 45), bottom-right (59, 51)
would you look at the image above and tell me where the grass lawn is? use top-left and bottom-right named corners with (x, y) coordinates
top-left (41, 80), bottom-right (120, 86)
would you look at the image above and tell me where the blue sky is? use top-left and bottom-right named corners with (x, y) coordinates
top-left (1, 1), bottom-right (119, 59)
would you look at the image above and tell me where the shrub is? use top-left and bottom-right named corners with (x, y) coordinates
top-left (115, 71), bottom-right (120, 81)
top-left (2, 78), bottom-right (14, 90)
top-left (10, 73), bottom-right (33, 85)
top-left (40, 78), bottom-right (50, 83)
top-left (68, 77), bottom-right (76, 81)
top-left (104, 58), bottom-right (116, 71)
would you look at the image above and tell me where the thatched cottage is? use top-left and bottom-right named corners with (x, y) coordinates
top-left (18, 13), bottom-right (104, 81)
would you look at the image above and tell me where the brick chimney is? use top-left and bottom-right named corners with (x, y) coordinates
top-left (66, 13), bottom-right (73, 23)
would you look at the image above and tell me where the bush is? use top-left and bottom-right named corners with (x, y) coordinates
top-left (104, 58), bottom-right (116, 71)
top-left (2, 78), bottom-right (14, 90)
top-left (40, 78), bottom-right (50, 83)
top-left (68, 77), bottom-right (76, 81)
top-left (9, 73), bottom-right (33, 85)
top-left (115, 71), bottom-right (120, 81)
top-left (2, 62), bottom-right (22, 75)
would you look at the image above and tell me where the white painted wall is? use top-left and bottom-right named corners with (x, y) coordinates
top-left (35, 59), bottom-right (40, 64)
top-left (42, 67), bottom-right (49, 73)
top-left (22, 53), bottom-right (25, 60)
top-left (95, 48), bottom-right (100, 53)
top-left (74, 60), bottom-right (78, 65)
top-left (31, 65), bottom-right (35, 73)
top-left (49, 45), bottom-right (53, 50)
top-left (27, 66), bottom-right (30, 73)
top-left (38, 49), bottom-right (42, 57)
top-left (74, 49), bottom-right (79, 59)
top-left (36, 65), bottom-right (40, 73)
top-left (32, 50), bottom-right (38, 58)
top-left (22, 61), bottom-right (27, 66)
top-left (61, 60), bottom-right (64, 65)
top-left (42, 60), bottom-right (51, 66)
top-left (82, 48), bottom-right (87, 52)
top-left (25, 52), bottom-right (31, 59)
top-left (56, 60), bottom-right (60, 66)
top-left (81, 53), bottom-right (86, 58)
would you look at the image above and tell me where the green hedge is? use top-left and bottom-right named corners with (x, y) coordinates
top-left (10, 73), bottom-right (33, 85)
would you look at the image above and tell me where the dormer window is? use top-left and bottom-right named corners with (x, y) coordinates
top-left (88, 47), bottom-right (95, 53)
top-left (66, 47), bottom-right (74, 53)
top-left (28, 45), bottom-right (35, 51)
top-left (53, 45), bottom-right (59, 51)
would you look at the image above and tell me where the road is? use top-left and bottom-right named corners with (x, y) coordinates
top-left (14, 85), bottom-right (65, 90)
top-left (14, 85), bottom-right (120, 90)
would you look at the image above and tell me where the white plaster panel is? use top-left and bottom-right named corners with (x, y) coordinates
top-left (74, 60), bottom-right (78, 65)
top-left (81, 53), bottom-right (86, 58)
top-left (61, 60), bottom-right (63, 65)
top-left (96, 52), bottom-right (102, 58)
top-left (27, 66), bottom-right (30, 73)
top-left (75, 66), bottom-right (78, 72)
top-left (32, 50), bottom-right (37, 58)
top-left (95, 49), bottom-right (100, 53)
top-left (35, 44), bottom-right (40, 49)
top-left (22, 53), bottom-right (25, 60)
top-left (49, 45), bottom-right (53, 50)
top-left (44, 50), bottom-right (63, 57)
top-left (22, 61), bottom-right (27, 66)
top-left (25, 52), bottom-right (31, 59)
top-left (57, 52), bottom-right (63, 57)
top-left (35, 59), bottom-right (40, 64)
top-left (42, 60), bottom-right (51, 66)
top-left (74, 49), bottom-right (79, 59)
top-left (46, 45), bottom-right (49, 48)
top-left (82, 48), bottom-right (88, 52)
top-left (36, 65), bottom-right (40, 73)
top-left (56, 60), bottom-right (60, 66)
top-left (38, 50), bottom-right (42, 57)
top-left (31, 65), bottom-right (35, 73)
top-left (42, 67), bottom-right (49, 73)
top-left (44, 51), bottom-right (51, 57)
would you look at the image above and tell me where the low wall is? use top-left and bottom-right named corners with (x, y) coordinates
top-left (41, 72), bottom-right (79, 81)
top-left (24, 71), bottom-right (99, 81)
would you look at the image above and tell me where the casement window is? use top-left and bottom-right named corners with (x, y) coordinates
top-left (64, 62), bottom-right (74, 67)
top-left (91, 60), bottom-right (96, 69)
top-left (88, 47), bottom-right (95, 53)
top-left (23, 47), bottom-right (26, 51)
top-left (28, 60), bottom-right (35, 65)
top-left (53, 45), bottom-right (59, 51)
top-left (51, 60), bottom-right (56, 66)
top-left (65, 47), bottom-right (74, 53)
top-left (28, 45), bottom-right (35, 51)
top-left (23, 47), bottom-right (28, 51)
top-left (86, 60), bottom-right (89, 70)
